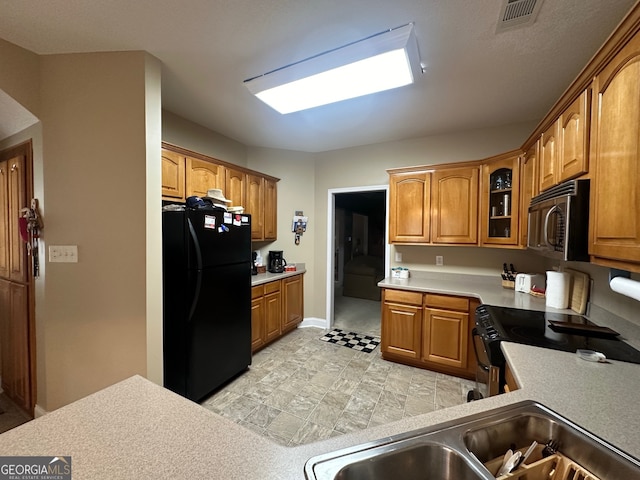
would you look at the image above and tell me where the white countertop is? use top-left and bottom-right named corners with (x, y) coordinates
top-left (251, 264), bottom-right (306, 286)
top-left (2, 271), bottom-right (639, 479)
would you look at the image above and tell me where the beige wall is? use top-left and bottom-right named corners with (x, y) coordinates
top-left (0, 39), bottom-right (40, 117)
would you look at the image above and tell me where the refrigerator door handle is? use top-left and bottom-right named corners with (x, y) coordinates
top-left (187, 218), bottom-right (203, 322)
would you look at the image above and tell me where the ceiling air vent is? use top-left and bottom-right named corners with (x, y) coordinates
top-left (496, 0), bottom-right (544, 32)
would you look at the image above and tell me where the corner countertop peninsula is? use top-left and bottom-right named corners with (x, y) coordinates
top-left (2, 271), bottom-right (639, 479)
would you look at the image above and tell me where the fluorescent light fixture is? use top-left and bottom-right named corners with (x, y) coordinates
top-left (244, 23), bottom-right (421, 114)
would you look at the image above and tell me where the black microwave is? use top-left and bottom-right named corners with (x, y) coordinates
top-left (527, 179), bottom-right (590, 261)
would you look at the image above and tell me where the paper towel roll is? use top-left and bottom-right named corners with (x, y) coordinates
top-left (610, 276), bottom-right (640, 302)
top-left (546, 271), bottom-right (571, 309)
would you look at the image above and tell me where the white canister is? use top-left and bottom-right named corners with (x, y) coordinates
top-left (545, 271), bottom-right (571, 309)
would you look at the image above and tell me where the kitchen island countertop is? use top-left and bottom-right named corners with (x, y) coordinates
top-left (2, 272), bottom-right (640, 478)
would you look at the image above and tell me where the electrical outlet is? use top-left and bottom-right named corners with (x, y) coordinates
top-left (395, 252), bottom-right (403, 262)
top-left (49, 245), bottom-right (78, 263)
top-left (436, 255), bottom-right (444, 266)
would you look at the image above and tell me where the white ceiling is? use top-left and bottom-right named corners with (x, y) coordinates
top-left (0, 0), bottom-right (637, 152)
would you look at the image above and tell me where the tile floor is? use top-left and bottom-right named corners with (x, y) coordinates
top-left (201, 326), bottom-right (475, 446)
top-left (332, 294), bottom-right (382, 336)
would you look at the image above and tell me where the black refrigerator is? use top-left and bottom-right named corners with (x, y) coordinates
top-left (162, 207), bottom-right (252, 402)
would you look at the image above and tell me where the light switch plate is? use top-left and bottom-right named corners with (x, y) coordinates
top-left (49, 245), bottom-right (78, 263)
top-left (436, 255), bottom-right (444, 266)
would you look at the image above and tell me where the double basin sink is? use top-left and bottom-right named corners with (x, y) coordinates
top-left (305, 401), bottom-right (640, 480)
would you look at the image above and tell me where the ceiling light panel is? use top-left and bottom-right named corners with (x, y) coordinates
top-left (244, 23), bottom-right (421, 114)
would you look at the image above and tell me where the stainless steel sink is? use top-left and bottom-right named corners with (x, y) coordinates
top-left (304, 401), bottom-right (640, 480)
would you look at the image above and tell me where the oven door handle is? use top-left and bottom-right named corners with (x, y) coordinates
top-left (471, 328), bottom-right (491, 371)
top-left (543, 204), bottom-right (562, 248)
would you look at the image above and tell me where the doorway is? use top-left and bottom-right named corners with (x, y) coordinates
top-left (326, 186), bottom-right (388, 336)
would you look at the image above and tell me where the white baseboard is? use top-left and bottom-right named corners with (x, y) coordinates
top-left (299, 317), bottom-right (327, 329)
top-left (34, 404), bottom-right (48, 418)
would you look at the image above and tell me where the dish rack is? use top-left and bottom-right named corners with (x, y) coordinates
top-left (485, 444), bottom-right (601, 480)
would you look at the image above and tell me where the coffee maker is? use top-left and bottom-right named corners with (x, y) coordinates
top-left (268, 250), bottom-right (286, 273)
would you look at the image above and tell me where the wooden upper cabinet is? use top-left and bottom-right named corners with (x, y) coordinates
top-left (431, 167), bottom-right (479, 244)
top-left (520, 144), bottom-right (539, 247)
top-left (558, 89), bottom-right (590, 183)
top-left (539, 122), bottom-right (558, 192)
top-left (480, 152), bottom-right (520, 246)
top-left (247, 174), bottom-right (264, 240)
top-left (161, 149), bottom-right (185, 201)
top-left (590, 33), bottom-right (640, 268)
top-left (186, 157), bottom-right (225, 198)
top-left (389, 171), bottom-right (431, 243)
top-left (225, 167), bottom-right (246, 208)
top-left (263, 179), bottom-right (277, 241)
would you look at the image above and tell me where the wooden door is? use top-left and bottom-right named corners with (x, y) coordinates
top-left (590, 33), bottom-right (640, 266)
top-left (381, 289), bottom-right (422, 360)
top-left (0, 160), bottom-right (8, 279)
top-left (480, 153), bottom-right (520, 246)
top-left (520, 144), bottom-right (538, 247)
top-left (186, 157), bottom-right (224, 198)
top-left (422, 307), bottom-right (468, 370)
top-left (431, 167), bottom-right (479, 244)
top-left (263, 179), bottom-right (277, 240)
top-left (282, 275), bottom-right (303, 332)
top-left (389, 171), bottom-right (431, 243)
top-left (246, 174), bottom-right (264, 240)
top-left (539, 122), bottom-right (558, 192)
top-left (225, 167), bottom-right (246, 208)
top-left (161, 149), bottom-right (185, 201)
top-left (264, 282), bottom-right (282, 342)
top-left (558, 89), bottom-right (590, 183)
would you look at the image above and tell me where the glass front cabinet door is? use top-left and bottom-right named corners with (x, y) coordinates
top-left (481, 152), bottom-right (520, 246)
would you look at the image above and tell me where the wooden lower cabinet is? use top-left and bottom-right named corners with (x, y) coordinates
top-left (0, 279), bottom-right (31, 413)
top-left (381, 289), bottom-right (422, 360)
top-left (251, 274), bottom-right (302, 353)
top-left (381, 288), bottom-right (477, 379)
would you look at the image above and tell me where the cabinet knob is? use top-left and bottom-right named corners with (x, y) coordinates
top-left (11, 163), bottom-right (18, 172)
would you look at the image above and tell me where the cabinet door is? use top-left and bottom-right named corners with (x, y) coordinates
top-left (282, 275), bottom-right (303, 332)
top-left (247, 174), bottom-right (265, 240)
top-left (0, 160), bottom-right (8, 279)
top-left (389, 171), bottom-right (431, 243)
top-left (186, 157), bottom-right (225, 198)
top-left (264, 288), bottom-right (282, 342)
top-left (0, 280), bottom-right (30, 412)
top-left (539, 122), bottom-right (558, 192)
top-left (381, 300), bottom-right (422, 360)
top-left (590, 34), bottom-right (640, 266)
top-left (520, 144), bottom-right (538, 247)
top-left (161, 149), bottom-right (185, 201)
top-left (251, 296), bottom-right (265, 352)
top-left (225, 167), bottom-right (246, 208)
top-left (558, 89), bottom-right (590, 183)
top-left (422, 307), bottom-right (468, 369)
top-left (431, 167), bottom-right (479, 244)
top-left (7, 156), bottom-right (27, 283)
top-left (481, 154), bottom-right (520, 246)
top-left (263, 179), bottom-right (278, 241)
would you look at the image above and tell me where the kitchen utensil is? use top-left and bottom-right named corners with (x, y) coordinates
top-left (542, 440), bottom-right (559, 458)
top-left (498, 449), bottom-right (513, 474)
top-left (497, 450), bottom-right (521, 476)
top-left (515, 441), bottom-right (537, 468)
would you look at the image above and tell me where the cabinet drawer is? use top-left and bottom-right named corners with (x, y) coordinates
top-left (384, 289), bottom-right (423, 306)
top-left (251, 285), bottom-right (264, 299)
top-left (264, 280), bottom-right (280, 294)
top-left (424, 293), bottom-right (469, 311)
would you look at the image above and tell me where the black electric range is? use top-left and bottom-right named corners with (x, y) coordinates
top-left (475, 304), bottom-right (640, 367)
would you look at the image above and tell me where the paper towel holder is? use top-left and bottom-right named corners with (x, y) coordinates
top-left (609, 268), bottom-right (640, 302)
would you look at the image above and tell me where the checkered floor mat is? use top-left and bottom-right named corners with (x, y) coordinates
top-left (319, 329), bottom-right (381, 353)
